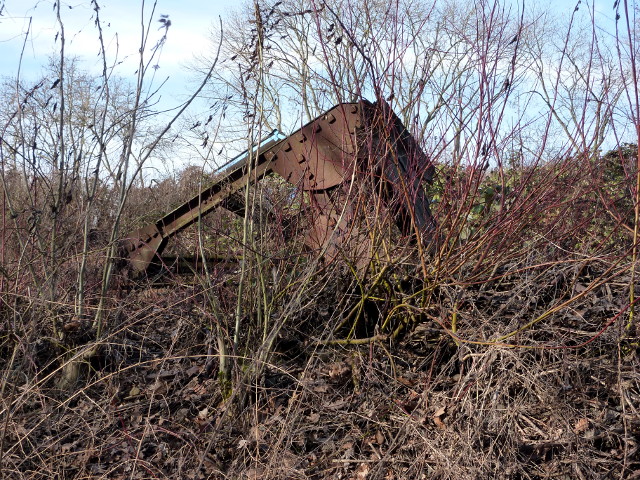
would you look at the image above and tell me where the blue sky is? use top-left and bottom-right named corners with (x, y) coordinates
top-left (0, 0), bottom-right (629, 171)
top-left (0, 0), bottom-right (239, 102)
top-left (0, 0), bottom-right (623, 103)
top-left (2, 0), bottom-right (620, 79)
top-left (0, 0), bottom-right (246, 173)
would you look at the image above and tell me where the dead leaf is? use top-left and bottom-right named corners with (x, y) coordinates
top-left (574, 417), bottom-right (589, 434)
top-left (147, 379), bottom-right (168, 395)
top-left (327, 398), bottom-right (348, 410)
top-left (63, 320), bottom-right (82, 332)
top-left (434, 406), bottom-right (446, 416)
top-left (354, 462), bottom-right (369, 479)
top-left (313, 383), bottom-right (329, 393)
top-left (574, 283), bottom-right (588, 293)
top-left (433, 406), bottom-right (447, 430)
top-left (191, 382), bottom-right (208, 395)
top-left (328, 362), bottom-right (351, 383)
top-left (397, 376), bottom-right (415, 387)
top-left (237, 438), bottom-right (249, 449)
top-left (244, 467), bottom-right (265, 479)
top-left (400, 389), bottom-right (420, 412)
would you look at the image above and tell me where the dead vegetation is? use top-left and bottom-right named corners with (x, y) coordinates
top-left (2, 0), bottom-right (640, 478)
top-left (2, 143), bottom-right (639, 479)
top-left (1, 248), bottom-right (638, 479)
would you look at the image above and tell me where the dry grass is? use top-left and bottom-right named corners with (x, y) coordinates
top-left (1, 1), bottom-right (639, 476)
top-left (1, 188), bottom-right (639, 479)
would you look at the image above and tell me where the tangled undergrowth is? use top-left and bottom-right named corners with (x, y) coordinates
top-left (2, 143), bottom-right (640, 479)
top-left (1, 249), bottom-right (638, 479)
top-left (3, 0), bottom-right (640, 475)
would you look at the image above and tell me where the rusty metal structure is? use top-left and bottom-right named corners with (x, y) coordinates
top-left (119, 99), bottom-right (434, 274)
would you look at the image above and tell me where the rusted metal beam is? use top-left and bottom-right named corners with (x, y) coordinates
top-left (118, 132), bottom-right (284, 272)
top-left (119, 100), bottom-right (435, 274)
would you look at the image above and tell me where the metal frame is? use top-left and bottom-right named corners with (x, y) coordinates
top-left (118, 100), bottom-right (434, 273)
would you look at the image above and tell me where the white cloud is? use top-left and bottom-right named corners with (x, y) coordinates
top-left (0, 0), bottom-right (236, 91)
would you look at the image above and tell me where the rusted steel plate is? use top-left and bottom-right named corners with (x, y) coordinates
top-left (361, 100), bottom-right (435, 233)
top-left (120, 99), bottom-right (435, 274)
top-left (270, 103), bottom-right (362, 191)
top-left (119, 224), bottom-right (166, 272)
